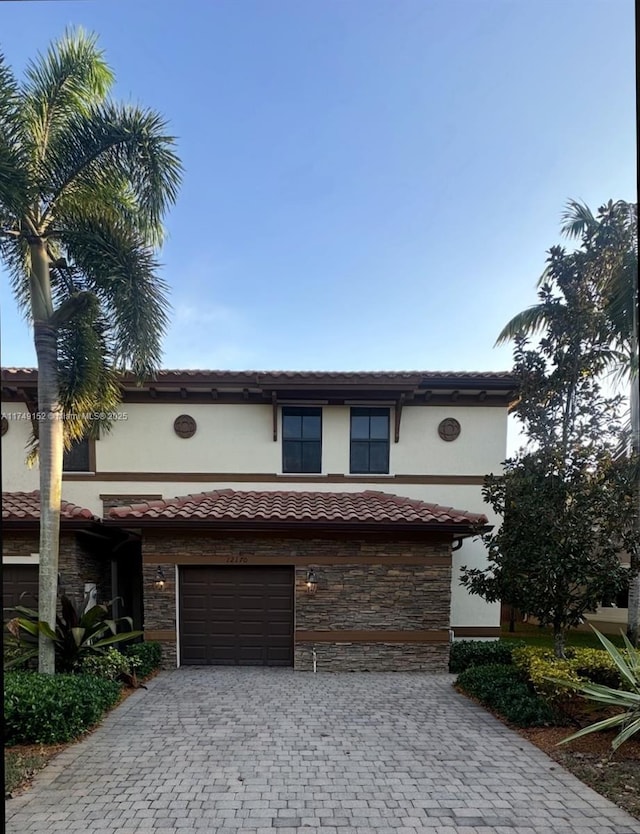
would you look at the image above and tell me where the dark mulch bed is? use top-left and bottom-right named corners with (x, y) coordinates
top-left (518, 724), bottom-right (640, 821)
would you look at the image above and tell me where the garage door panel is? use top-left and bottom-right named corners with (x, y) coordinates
top-left (269, 619), bottom-right (293, 629)
top-left (207, 597), bottom-right (239, 609)
top-left (179, 566), bottom-right (293, 667)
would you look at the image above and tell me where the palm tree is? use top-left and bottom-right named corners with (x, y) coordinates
top-left (0, 29), bottom-right (182, 673)
top-left (496, 200), bottom-right (639, 644)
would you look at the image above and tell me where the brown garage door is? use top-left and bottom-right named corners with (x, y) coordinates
top-left (179, 566), bottom-right (294, 666)
top-left (3, 565), bottom-right (39, 619)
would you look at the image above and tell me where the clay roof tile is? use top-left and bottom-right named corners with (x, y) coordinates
top-left (106, 488), bottom-right (487, 528)
top-left (2, 491), bottom-right (98, 522)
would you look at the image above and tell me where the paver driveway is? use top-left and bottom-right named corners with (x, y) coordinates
top-left (6, 668), bottom-right (640, 834)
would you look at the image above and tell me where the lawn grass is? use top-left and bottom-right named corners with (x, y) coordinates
top-left (500, 623), bottom-right (627, 649)
top-left (4, 746), bottom-right (55, 797)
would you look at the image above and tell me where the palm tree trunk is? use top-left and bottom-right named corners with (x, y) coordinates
top-left (30, 238), bottom-right (62, 675)
top-left (627, 328), bottom-right (639, 647)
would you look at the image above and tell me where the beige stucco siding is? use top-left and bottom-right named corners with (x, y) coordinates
top-left (2, 397), bottom-right (508, 633)
top-left (391, 406), bottom-right (507, 475)
top-left (2, 401), bottom-right (507, 479)
top-left (96, 404), bottom-right (279, 473)
top-left (1, 405), bottom-right (38, 492)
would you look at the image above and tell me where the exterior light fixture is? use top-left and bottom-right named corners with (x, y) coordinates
top-left (306, 568), bottom-right (318, 596)
top-left (153, 567), bottom-right (166, 591)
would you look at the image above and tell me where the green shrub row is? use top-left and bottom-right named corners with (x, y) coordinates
top-left (449, 639), bottom-right (518, 673)
top-left (75, 648), bottom-right (133, 680)
top-left (4, 672), bottom-right (122, 745)
top-left (456, 663), bottom-right (555, 726)
top-left (511, 645), bottom-right (623, 707)
top-left (123, 641), bottom-right (162, 678)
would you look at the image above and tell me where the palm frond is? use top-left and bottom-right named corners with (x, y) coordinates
top-left (560, 199), bottom-right (597, 240)
top-left (42, 102), bottom-right (182, 238)
top-left (56, 299), bottom-right (121, 446)
top-left (22, 27), bottom-right (113, 170)
top-left (59, 218), bottom-right (170, 377)
top-left (494, 303), bottom-right (557, 347)
top-left (0, 233), bottom-right (32, 318)
top-left (55, 172), bottom-right (166, 247)
top-left (0, 52), bottom-right (30, 217)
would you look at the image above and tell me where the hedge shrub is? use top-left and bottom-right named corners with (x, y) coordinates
top-left (123, 641), bottom-right (162, 678)
top-left (449, 639), bottom-right (518, 673)
top-left (511, 645), bottom-right (623, 708)
top-left (4, 672), bottom-right (121, 745)
top-left (456, 663), bottom-right (555, 726)
top-left (75, 648), bottom-right (132, 681)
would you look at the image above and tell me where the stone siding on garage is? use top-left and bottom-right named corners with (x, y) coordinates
top-left (294, 642), bottom-right (450, 672)
top-left (142, 531), bottom-right (452, 672)
top-left (294, 559), bottom-right (451, 672)
top-left (3, 531), bottom-right (112, 608)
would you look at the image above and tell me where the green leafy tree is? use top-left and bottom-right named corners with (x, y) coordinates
top-left (496, 200), bottom-right (639, 644)
top-left (0, 29), bottom-right (182, 673)
top-left (462, 233), bottom-right (639, 658)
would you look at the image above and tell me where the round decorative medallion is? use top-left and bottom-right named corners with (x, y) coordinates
top-left (438, 417), bottom-right (461, 442)
top-left (173, 414), bottom-right (197, 439)
top-left (1, 417), bottom-right (8, 437)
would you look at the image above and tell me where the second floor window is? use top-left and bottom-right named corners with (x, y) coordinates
top-left (350, 408), bottom-right (389, 474)
top-left (282, 408), bottom-right (322, 473)
top-left (63, 437), bottom-right (91, 472)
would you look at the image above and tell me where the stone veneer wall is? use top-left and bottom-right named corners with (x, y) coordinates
top-left (2, 531), bottom-right (112, 608)
top-left (142, 559), bottom-right (177, 668)
top-left (294, 560), bottom-right (450, 672)
top-left (294, 642), bottom-right (450, 672)
top-left (142, 532), bottom-right (452, 672)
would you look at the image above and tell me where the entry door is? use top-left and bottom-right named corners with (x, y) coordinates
top-left (3, 565), bottom-right (39, 619)
top-left (179, 566), bottom-right (294, 666)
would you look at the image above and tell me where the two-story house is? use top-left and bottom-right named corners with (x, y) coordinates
top-left (2, 368), bottom-right (515, 671)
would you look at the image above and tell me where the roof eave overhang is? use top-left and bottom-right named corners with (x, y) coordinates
top-left (102, 518), bottom-right (491, 537)
top-left (2, 518), bottom-right (100, 531)
top-left (2, 369), bottom-right (517, 402)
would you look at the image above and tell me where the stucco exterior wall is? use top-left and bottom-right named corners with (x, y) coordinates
top-left (2, 396), bottom-right (508, 635)
top-left (1, 406), bottom-right (38, 492)
top-left (1, 400), bottom-right (507, 480)
top-left (101, 403), bottom-right (507, 476)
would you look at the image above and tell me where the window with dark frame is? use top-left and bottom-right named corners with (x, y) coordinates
top-left (282, 407), bottom-right (322, 473)
top-left (350, 407), bottom-right (390, 474)
top-left (63, 437), bottom-right (91, 472)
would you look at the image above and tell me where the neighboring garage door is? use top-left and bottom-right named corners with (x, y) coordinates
top-left (3, 565), bottom-right (39, 619)
top-left (179, 566), bottom-right (294, 666)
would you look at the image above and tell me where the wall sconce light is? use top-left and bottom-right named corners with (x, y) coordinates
top-left (153, 567), bottom-right (166, 591)
top-left (306, 568), bottom-right (318, 596)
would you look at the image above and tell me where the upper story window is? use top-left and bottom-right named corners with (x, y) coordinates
top-left (63, 437), bottom-right (91, 472)
top-left (282, 407), bottom-right (322, 473)
top-left (350, 408), bottom-right (389, 474)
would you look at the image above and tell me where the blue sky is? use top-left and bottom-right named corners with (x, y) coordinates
top-left (0, 0), bottom-right (636, 375)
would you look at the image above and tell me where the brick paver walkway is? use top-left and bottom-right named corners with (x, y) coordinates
top-left (6, 668), bottom-right (640, 833)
